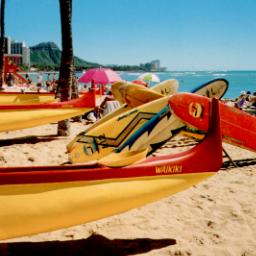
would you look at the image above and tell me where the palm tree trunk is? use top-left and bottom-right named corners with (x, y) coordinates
top-left (57, 0), bottom-right (74, 136)
top-left (0, 0), bottom-right (5, 90)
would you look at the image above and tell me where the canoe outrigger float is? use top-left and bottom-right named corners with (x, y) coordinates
top-left (169, 92), bottom-right (256, 152)
top-left (0, 90), bottom-right (96, 132)
top-left (0, 98), bottom-right (222, 240)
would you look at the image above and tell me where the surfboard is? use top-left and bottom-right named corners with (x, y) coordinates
top-left (112, 79), bottom-right (179, 107)
top-left (169, 92), bottom-right (256, 152)
top-left (190, 78), bottom-right (228, 98)
top-left (68, 95), bottom-right (172, 163)
top-left (94, 79), bottom-right (178, 130)
top-left (111, 79), bottom-right (229, 155)
top-left (109, 78), bottom-right (229, 155)
top-left (66, 79), bottom-right (179, 152)
top-left (150, 79), bottom-right (179, 95)
top-left (68, 79), bottom-right (228, 163)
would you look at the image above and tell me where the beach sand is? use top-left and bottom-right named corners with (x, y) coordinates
top-left (0, 121), bottom-right (255, 256)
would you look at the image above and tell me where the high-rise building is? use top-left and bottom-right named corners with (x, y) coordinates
top-left (11, 41), bottom-right (23, 54)
top-left (22, 46), bottom-right (30, 67)
top-left (4, 37), bottom-right (30, 67)
top-left (139, 59), bottom-right (166, 71)
top-left (150, 60), bottom-right (161, 70)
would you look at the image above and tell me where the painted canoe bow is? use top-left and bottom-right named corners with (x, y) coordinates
top-left (0, 98), bottom-right (222, 240)
top-left (169, 92), bottom-right (256, 152)
top-left (0, 91), bottom-right (96, 132)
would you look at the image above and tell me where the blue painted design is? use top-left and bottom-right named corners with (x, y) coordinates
top-left (115, 105), bottom-right (171, 153)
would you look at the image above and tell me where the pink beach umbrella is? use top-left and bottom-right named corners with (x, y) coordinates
top-left (78, 68), bottom-right (122, 85)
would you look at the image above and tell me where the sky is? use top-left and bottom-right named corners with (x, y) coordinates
top-left (5, 0), bottom-right (256, 70)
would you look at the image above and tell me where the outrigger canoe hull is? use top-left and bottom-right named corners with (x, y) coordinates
top-left (0, 91), bottom-right (96, 132)
top-left (0, 98), bottom-right (222, 240)
top-left (0, 172), bottom-right (215, 241)
top-left (0, 89), bottom-right (110, 105)
top-left (0, 91), bottom-right (56, 104)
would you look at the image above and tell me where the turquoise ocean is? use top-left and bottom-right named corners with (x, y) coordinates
top-left (119, 70), bottom-right (256, 99)
top-left (30, 70), bottom-right (256, 99)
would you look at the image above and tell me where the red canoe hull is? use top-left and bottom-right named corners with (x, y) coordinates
top-left (169, 93), bottom-right (256, 152)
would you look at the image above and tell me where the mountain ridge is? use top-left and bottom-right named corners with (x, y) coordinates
top-left (30, 42), bottom-right (100, 70)
top-left (29, 41), bottom-right (165, 72)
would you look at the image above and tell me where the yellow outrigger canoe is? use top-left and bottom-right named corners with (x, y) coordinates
top-left (0, 91), bottom-right (56, 104)
top-left (0, 91), bottom-right (96, 132)
top-left (0, 98), bottom-right (222, 240)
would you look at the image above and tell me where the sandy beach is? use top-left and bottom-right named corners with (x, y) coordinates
top-left (0, 121), bottom-right (255, 256)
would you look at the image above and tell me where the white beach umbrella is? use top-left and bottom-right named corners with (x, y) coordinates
top-left (137, 73), bottom-right (160, 83)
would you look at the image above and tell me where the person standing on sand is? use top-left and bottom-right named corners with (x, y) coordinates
top-left (36, 73), bottom-right (43, 91)
top-left (50, 73), bottom-right (57, 93)
top-left (46, 73), bottom-right (51, 91)
top-left (6, 73), bottom-right (14, 87)
top-left (25, 73), bottom-right (32, 86)
top-left (52, 73), bottom-right (56, 83)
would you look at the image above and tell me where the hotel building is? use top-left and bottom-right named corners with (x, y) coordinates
top-left (4, 37), bottom-right (30, 67)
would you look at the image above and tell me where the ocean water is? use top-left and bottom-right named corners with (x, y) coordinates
top-left (28, 70), bottom-right (256, 99)
top-left (120, 70), bottom-right (256, 99)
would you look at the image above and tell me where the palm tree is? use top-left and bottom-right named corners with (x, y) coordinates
top-left (0, 0), bottom-right (5, 90)
top-left (57, 0), bottom-right (74, 136)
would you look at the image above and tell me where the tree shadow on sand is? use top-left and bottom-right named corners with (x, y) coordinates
top-left (0, 135), bottom-right (61, 147)
top-left (0, 233), bottom-right (176, 256)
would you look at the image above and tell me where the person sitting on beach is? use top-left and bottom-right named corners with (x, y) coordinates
top-left (234, 91), bottom-right (247, 109)
top-left (245, 91), bottom-right (252, 102)
top-left (97, 91), bottom-right (120, 117)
